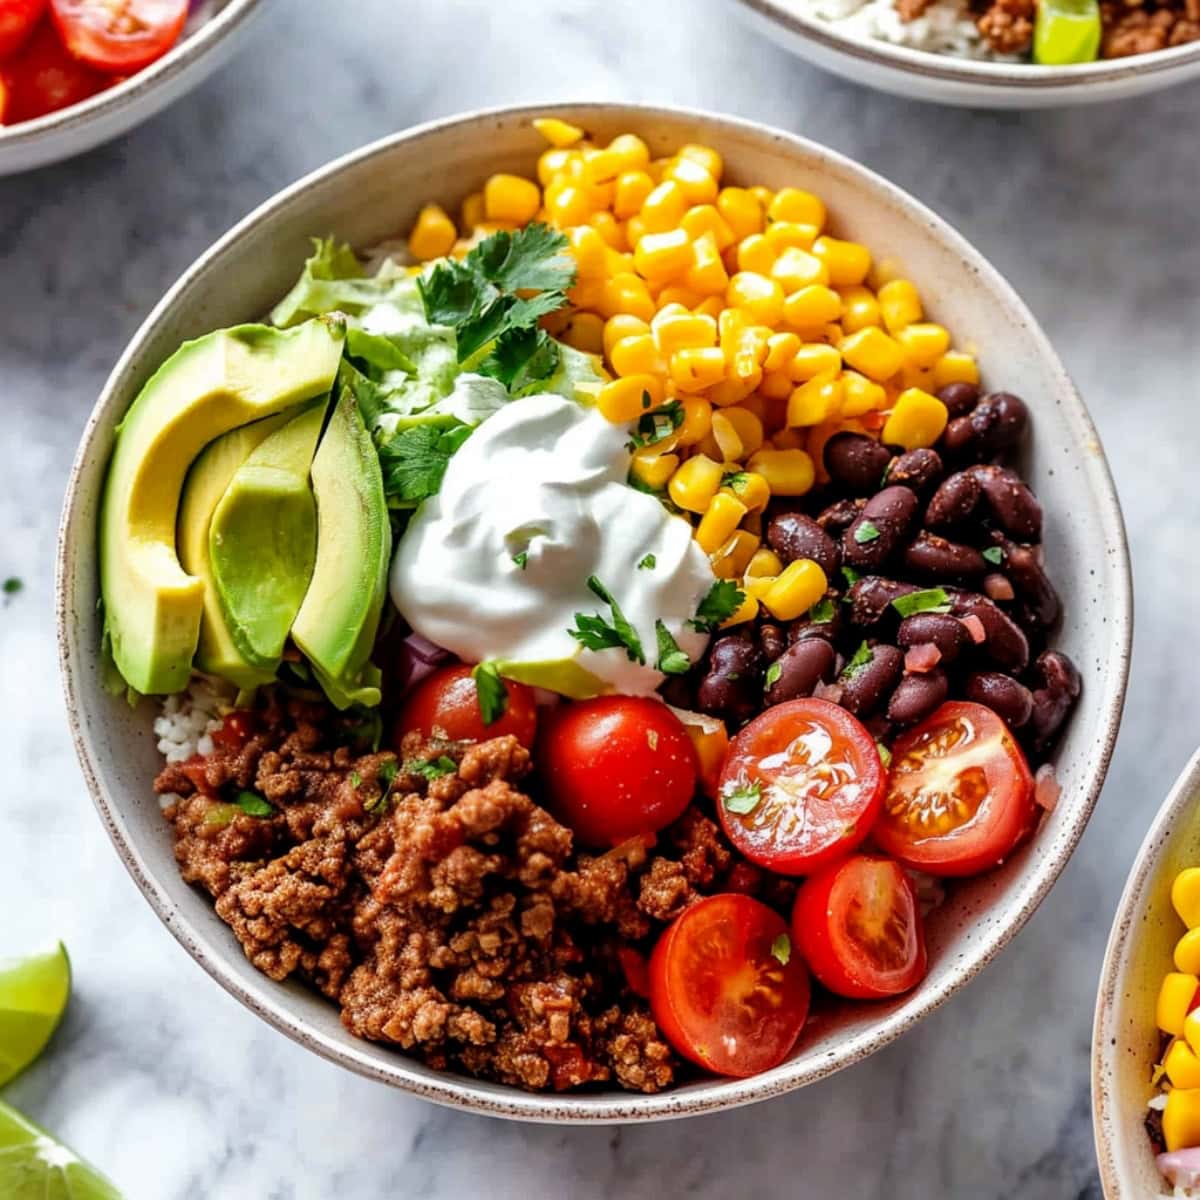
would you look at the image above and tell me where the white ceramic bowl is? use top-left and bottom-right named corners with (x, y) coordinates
top-left (734, 0), bottom-right (1200, 107)
top-left (57, 102), bottom-right (1132, 1122)
top-left (1093, 751), bottom-right (1200, 1196)
top-left (0, 0), bottom-right (270, 176)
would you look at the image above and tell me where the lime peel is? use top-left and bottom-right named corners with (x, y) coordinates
top-left (0, 941), bottom-right (71, 1088)
top-left (0, 1100), bottom-right (122, 1199)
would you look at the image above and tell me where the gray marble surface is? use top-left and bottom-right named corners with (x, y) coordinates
top-left (2, 0), bottom-right (1198, 1196)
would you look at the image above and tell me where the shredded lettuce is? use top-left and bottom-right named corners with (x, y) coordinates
top-left (271, 239), bottom-right (415, 328)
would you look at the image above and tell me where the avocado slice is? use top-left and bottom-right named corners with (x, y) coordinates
top-left (492, 656), bottom-right (609, 700)
top-left (99, 318), bottom-right (345, 695)
top-left (177, 413), bottom-right (293, 690)
top-left (210, 398), bottom-right (328, 673)
top-left (291, 387), bottom-right (391, 709)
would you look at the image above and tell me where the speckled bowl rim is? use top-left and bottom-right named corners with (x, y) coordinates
top-left (57, 101), bottom-right (1133, 1123)
top-left (735, 0), bottom-right (1200, 89)
top-left (1093, 750), bottom-right (1200, 1195)
top-left (0, 0), bottom-right (266, 154)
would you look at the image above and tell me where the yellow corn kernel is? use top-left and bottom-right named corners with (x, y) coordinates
top-left (545, 183), bottom-right (593, 228)
top-left (816, 322), bottom-right (845, 346)
top-left (840, 326), bottom-right (905, 382)
top-left (764, 332), bottom-right (802, 373)
top-left (680, 232), bottom-right (728, 297)
top-left (629, 448), bottom-right (680, 491)
top-left (743, 575), bottom-right (776, 602)
top-left (1167, 1040), bottom-right (1200, 1091)
top-left (782, 285), bottom-right (842, 331)
top-left (598, 274), bottom-right (656, 322)
top-left (603, 314), bottom-right (650, 358)
top-left (1175, 870), bottom-right (1200, 929)
top-left (717, 187), bottom-right (764, 241)
top-left (710, 411), bottom-right (746, 462)
top-left (484, 174), bottom-right (541, 225)
top-left (676, 396), bottom-right (713, 447)
top-left (761, 558), bottom-right (828, 620)
top-left (565, 225), bottom-right (609, 280)
top-left (748, 184), bottom-right (774, 210)
top-left (671, 347), bottom-right (727, 394)
top-left (696, 492), bottom-right (749, 554)
top-left (626, 218), bottom-right (650, 256)
top-left (722, 468), bottom-right (770, 513)
top-left (746, 547), bottom-right (784, 579)
top-left (897, 322), bottom-right (952, 368)
top-left (653, 308), bottom-right (717, 356)
top-left (677, 143), bottom-right (723, 183)
top-left (878, 278), bottom-right (923, 333)
top-left (727, 273), bottom-right (785, 327)
top-left (656, 286), bottom-right (703, 311)
top-left (1187, 1009), bottom-right (1200, 1057)
top-left (838, 285), bottom-right (882, 334)
top-left (706, 377), bottom-right (754, 409)
top-left (932, 351), bottom-right (980, 389)
top-left (597, 374), bottom-right (665, 423)
top-left (840, 370), bottom-right (887, 417)
top-left (581, 148), bottom-right (625, 188)
top-left (533, 117), bottom-right (584, 148)
top-left (788, 377), bottom-right (844, 428)
top-left (763, 223), bottom-right (819, 255)
top-left (559, 311), bottom-right (606, 355)
top-left (770, 247), bottom-right (829, 294)
top-left (537, 147), bottom-right (579, 188)
top-left (641, 180), bottom-right (689, 233)
top-left (1159, 973), bottom-right (1200, 1036)
top-left (1165, 1088), bottom-right (1200, 1152)
top-left (728, 324), bottom-right (771, 381)
top-left (787, 343), bottom-right (842, 383)
top-left (882, 387), bottom-right (950, 450)
top-left (1180, 930), bottom-right (1200, 976)
top-left (736, 234), bottom-right (777, 276)
top-left (719, 591), bottom-right (759, 627)
top-left (407, 204), bottom-right (457, 262)
top-left (668, 453), bottom-right (724, 513)
top-left (747, 447), bottom-right (816, 496)
top-left (694, 295), bottom-right (724, 320)
top-left (898, 359), bottom-right (935, 392)
top-left (602, 132), bottom-right (648, 172)
top-left (813, 236), bottom-right (872, 287)
top-left (610, 333), bottom-right (667, 378)
top-left (589, 210), bottom-right (627, 251)
top-left (759, 370), bottom-right (793, 401)
top-left (681, 204), bottom-right (735, 251)
top-left (634, 229), bottom-right (693, 282)
top-left (721, 407), bottom-right (765, 458)
top-left (460, 191), bottom-right (485, 230)
top-left (772, 427), bottom-right (806, 451)
top-left (711, 530), bottom-right (760, 580)
top-left (664, 156), bottom-right (718, 205)
top-left (768, 187), bottom-right (827, 231)
top-left (614, 169), bottom-right (655, 220)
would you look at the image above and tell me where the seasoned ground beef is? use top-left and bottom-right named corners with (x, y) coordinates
top-left (157, 696), bottom-right (769, 1093)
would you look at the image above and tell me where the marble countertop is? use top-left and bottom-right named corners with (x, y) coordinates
top-left (2, 1), bottom-right (1199, 1195)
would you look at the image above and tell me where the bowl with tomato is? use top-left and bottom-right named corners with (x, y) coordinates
top-left (0, 0), bottom-right (270, 175)
top-left (57, 103), bottom-right (1132, 1120)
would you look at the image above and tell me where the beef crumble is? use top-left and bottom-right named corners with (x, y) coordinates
top-left (157, 696), bottom-right (761, 1094)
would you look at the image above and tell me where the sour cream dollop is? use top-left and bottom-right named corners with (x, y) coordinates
top-left (389, 393), bottom-right (716, 696)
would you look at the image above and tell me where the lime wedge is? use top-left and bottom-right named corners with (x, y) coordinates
top-left (1034, 0), bottom-right (1101, 64)
top-left (0, 1100), bottom-right (122, 1199)
top-left (0, 942), bottom-right (71, 1086)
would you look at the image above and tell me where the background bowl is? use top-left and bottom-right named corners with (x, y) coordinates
top-left (733, 0), bottom-right (1200, 107)
top-left (1093, 750), bottom-right (1200, 1196)
top-left (0, 0), bottom-right (270, 176)
top-left (57, 102), bottom-right (1132, 1122)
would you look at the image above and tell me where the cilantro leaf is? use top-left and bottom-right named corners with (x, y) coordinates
top-left (842, 641), bottom-right (874, 679)
top-left (350, 771), bottom-right (362, 789)
top-left (722, 781), bottom-right (762, 815)
top-left (568, 612), bottom-right (626, 652)
top-left (2, 577), bottom-right (21, 597)
top-left (770, 933), bottom-right (792, 966)
top-left (891, 588), bottom-right (952, 618)
top-left (637, 554), bottom-right (656, 570)
top-left (468, 222), bottom-right (576, 293)
top-left (407, 755), bottom-right (458, 782)
top-left (654, 620), bottom-right (690, 675)
top-left (627, 401), bottom-right (685, 450)
top-left (472, 661), bottom-right (509, 726)
top-left (764, 661), bottom-right (782, 691)
top-left (235, 790), bottom-right (274, 818)
top-left (627, 474), bottom-right (681, 513)
top-left (690, 580), bottom-right (745, 634)
top-left (477, 325), bottom-right (561, 394)
top-left (982, 545), bottom-right (1004, 566)
top-left (569, 577), bottom-right (645, 664)
top-left (807, 597), bottom-right (835, 624)
top-left (842, 566), bottom-right (861, 587)
top-left (377, 422), bottom-right (471, 504)
top-left (378, 760), bottom-right (399, 789)
top-left (853, 520), bottom-right (881, 545)
top-left (876, 742), bottom-right (893, 768)
top-left (512, 551), bottom-right (529, 570)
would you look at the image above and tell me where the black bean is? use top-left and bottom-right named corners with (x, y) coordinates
top-left (969, 392), bottom-right (1029, 453)
top-left (658, 675), bottom-right (695, 710)
top-left (824, 432), bottom-right (894, 494)
top-left (765, 638), bottom-right (836, 706)
top-left (937, 381), bottom-right (980, 417)
top-left (992, 538), bottom-right (1061, 631)
top-left (965, 671), bottom-right (1034, 729)
top-left (885, 448), bottom-right (943, 494)
top-left (925, 470), bottom-right (982, 531)
top-left (944, 589), bottom-right (1031, 673)
top-left (767, 512), bottom-right (842, 579)
top-left (888, 668), bottom-right (949, 726)
top-left (896, 612), bottom-right (970, 663)
top-left (843, 485), bottom-right (919, 571)
top-left (845, 577), bottom-right (919, 627)
top-left (839, 643), bottom-right (904, 717)
top-left (969, 466), bottom-right (1043, 541)
top-left (788, 606), bottom-right (843, 645)
top-left (1028, 650), bottom-right (1082, 751)
top-left (759, 622), bottom-right (788, 663)
top-left (904, 531), bottom-right (988, 583)
top-left (940, 415), bottom-right (979, 459)
top-left (697, 636), bottom-right (764, 725)
top-left (815, 497), bottom-right (865, 536)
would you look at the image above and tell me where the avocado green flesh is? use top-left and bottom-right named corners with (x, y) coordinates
top-left (100, 318), bottom-right (345, 695)
top-left (210, 400), bottom-right (327, 671)
top-left (291, 387), bottom-right (390, 709)
top-left (493, 656), bottom-right (609, 700)
top-left (177, 413), bottom-right (292, 689)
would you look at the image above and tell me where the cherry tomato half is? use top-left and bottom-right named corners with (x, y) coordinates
top-left (49, 0), bottom-right (186, 74)
top-left (394, 664), bottom-right (538, 750)
top-left (650, 893), bottom-right (810, 1077)
top-left (717, 698), bottom-right (885, 876)
top-left (210, 710), bottom-right (257, 754)
top-left (792, 854), bottom-right (928, 1000)
top-left (538, 695), bottom-right (697, 847)
top-left (0, 0), bottom-right (45, 60)
top-left (1, 17), bottom-right (105, 123)
top-left (872, 701), bottom-right (1036, 878)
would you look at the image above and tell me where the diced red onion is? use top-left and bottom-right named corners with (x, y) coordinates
top-left (1034, 763), bottom-right (1061, 812)
top-left (960, 614), bottom-right (987, 644)
top-left (983, 573), bottom-right (1016, 602)
top-left (393, 632), bottom-right (456, 690)
top-left (1158, 1147), bottom-right (1200, 1188)
top-left (813, 681), bottom-right (844, 704)
top-left (904, 643), bottom-right (942, 674)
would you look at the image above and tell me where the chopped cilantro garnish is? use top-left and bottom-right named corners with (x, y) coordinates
top-left (764, 661), bottom-right (782, 690)
top-left (807, 597), bottom-right (835, 624)
top-left (721, 470), bottom-right (751, 492)
top-left (654, 620), bottom-right (690, 675)
top-left (378, 760), bottom-right (399, 788)
top-left (722, 781), bottom-right (762, 815)
top-left (843, 641), bottom-right (874, 678)
top-left (627, 400), bottom-right (685, 450)
top-left (235, 790), bottom-right (274, 818)
top-left (626, 473), bottom-right (682, 513)
top-left (569, 577), bottom-right (645, 664)
top-left (350, 771), bottom-right (362, 789)
top-left (472, 661), bottom-right (510, 725)
top-left (689, 579), bottom-right (744, 634)
top-left (637, 554), bottom-right (656, 571)
top-left (478, 324), bottom-right (561, 394)
top-left (512, 551), bottom-right (529, 570)
top-left (891, 588), bottom-right (952, 618)
top-left (982, 545), bottom-right (1004, 566)
top-left (876, 742), bottom-right (893, 768)
top-left (770, 933), bottom-right (792, 966)
top-left (841, 566), bottom-right (861, 587)
top-left (853, 520), bottom-right (881, 545)
top-left (377, 421), bottom-right (472, 505)
top-left (408, 756), bottom-right (458, 782)
top-left (2, 577), bottom-right (21, 596)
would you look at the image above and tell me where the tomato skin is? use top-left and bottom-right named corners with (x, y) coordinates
top-left (650, 893), bottom-right (810, 1077)
top-left (872, 701), bottom-right (1036, 878)
top-left (717, 698), bottom-right (886, 876)
top-left (210, 710), bottom-right (257, 753)
top-left (49, 0), bottom-right (186, 73)
top-left (538, 696), bottom-right (697, 847)
top-left (0, 0), bottom-right (45, 60)
top-left (792, 854), bottom-right (928, 1000)
top-left (394, 665), bottom-right (538, 750)
top-left (1, 17), bottom-right (106, 122)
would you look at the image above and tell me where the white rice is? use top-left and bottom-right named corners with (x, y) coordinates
top-left (152, 676), bottom-right (237, 809)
